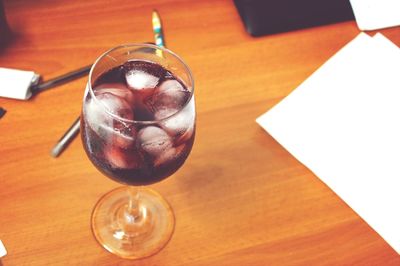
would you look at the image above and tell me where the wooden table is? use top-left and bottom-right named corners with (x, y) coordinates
top-left (1, 0), bottom-right (399, 265)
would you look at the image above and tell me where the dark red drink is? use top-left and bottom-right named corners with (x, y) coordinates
top-left (81, 60), bottom-right (195, 185)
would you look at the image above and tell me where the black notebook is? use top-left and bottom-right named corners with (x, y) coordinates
top-left (234, 0), bottom-right (355, 37)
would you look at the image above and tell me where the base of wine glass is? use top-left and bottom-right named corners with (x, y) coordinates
top-left (91, 186), bottom-right (175, 260)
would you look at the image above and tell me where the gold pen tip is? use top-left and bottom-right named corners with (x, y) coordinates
top-left (152, 10), bottom-right (161, 28)
top-left (152, 10), bottom-right (159, 18)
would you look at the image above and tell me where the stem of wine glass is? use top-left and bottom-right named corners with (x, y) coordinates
top-left (117, 186), bottom-right (153, 238)
top-left (126, 186), bottom-right (142, 223)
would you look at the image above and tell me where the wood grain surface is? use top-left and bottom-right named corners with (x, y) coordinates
top-left (1, 0), bottom-right (399, 265)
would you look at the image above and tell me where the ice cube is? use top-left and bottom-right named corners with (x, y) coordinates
top-left (150, 80), bottom-right (190, 117)
top-left (174, 125), bottom-right (195, 146)
top-left (125, 70), bottom-right (159, 90)
top-left (137, 126), bottom-right (173, 158)
top-left (84, 93), bottom-right (135, 148)
top-left (154, 143), bottom-right (186, 167)
top-left (104, 147), bottom-right (143, 169)
top-left (84, 97), bottom-right (112, 135)
top-left (158, 98), bottom-right (195, 139)
top-left (153, 107), bottom-right (177, 120)
top-left (111, 126), bottom-right (136, 149)
top-left (95, 83), bottom-right (135, 105)
top-left (96, 92), bottom-right (134, 120)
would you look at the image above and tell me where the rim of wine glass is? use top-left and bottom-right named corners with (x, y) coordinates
top-left (87, 43), bottom-right (194, 125)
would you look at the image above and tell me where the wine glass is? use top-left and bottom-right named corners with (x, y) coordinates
top-left (80, 43), bottom-right (195, 259)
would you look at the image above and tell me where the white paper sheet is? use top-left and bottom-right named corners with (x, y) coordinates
top-left (350, 0), bottom-right (400, 30)
top-left (0, 239), bottom-right (6, 257)
top-left (256, 33), bottom-right (400, 254)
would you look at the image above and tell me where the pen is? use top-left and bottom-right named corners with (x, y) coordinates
top-left (152, 10), bottom-right (165, 58)
top-left (44, 65), bottom-right (90, 157)
top-left (152, 10), bottom-right (165, 48)
top-left (32, 65), bottom-right (92, 94)
top-left (50, 117), bottom-right (81, 157)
